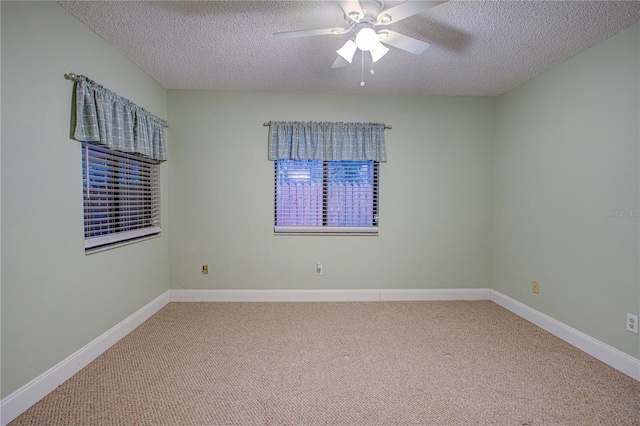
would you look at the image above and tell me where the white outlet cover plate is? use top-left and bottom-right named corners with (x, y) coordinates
top-left (627, 313), bottom-right (638, 334)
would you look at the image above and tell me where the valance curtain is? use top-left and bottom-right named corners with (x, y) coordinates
top-left (268, 121), bottom-right (387, 162)
top-left (72, 75), bottom-right (167, 161)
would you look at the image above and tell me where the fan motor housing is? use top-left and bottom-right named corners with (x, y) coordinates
top-left (346, 0), bottom-right (384, 27)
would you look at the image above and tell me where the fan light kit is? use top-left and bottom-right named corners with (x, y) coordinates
top-left (273, 0), bottom-right (444, 86)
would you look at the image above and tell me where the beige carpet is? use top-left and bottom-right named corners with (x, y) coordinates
top-left (11, 301), bottom-right (640, 425)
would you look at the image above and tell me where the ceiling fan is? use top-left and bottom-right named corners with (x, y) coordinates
top-left (273, 1), bottom-right (445, 70)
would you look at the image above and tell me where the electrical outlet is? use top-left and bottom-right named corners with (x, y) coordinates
top-left (316, 262), bottom-right (322, 276)
top-left (202, 265), bottom-right (208, 274)
top-left (627, 313), bottom-right (638, 334)
top-left (531, 280), bottom-right (539, 294)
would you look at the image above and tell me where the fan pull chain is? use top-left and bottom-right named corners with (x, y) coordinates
top-left (360, 50), bottom-right (365, 87)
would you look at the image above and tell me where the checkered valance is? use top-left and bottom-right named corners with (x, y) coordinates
top-left (268, 121), bottom-right (387, 162)
top-left (72, 75), bottom-right (167, 161)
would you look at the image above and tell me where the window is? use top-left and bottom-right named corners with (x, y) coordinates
top-left (274, 159), bottom-right (379, 234)
top-left (82, 142), bottom-right (161, 252)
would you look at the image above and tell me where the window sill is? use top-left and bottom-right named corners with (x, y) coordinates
top-left (274, 226), bottom-right (378, 236)
top-left (85, 233), bottom-right (161, 255)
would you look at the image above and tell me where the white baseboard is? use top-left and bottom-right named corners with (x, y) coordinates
top-left (170, 288), bottom-right (492, 303)
top-left (0, 292), bottom-right (170, 426)
top-left (170, 288), bottom-right (381, 302)
top-left (490, 290), bottom-right (640, 381)
top-left (380, 288), bottom-right (491, 301)
top-left (3, 288), bottom-right (637, 426)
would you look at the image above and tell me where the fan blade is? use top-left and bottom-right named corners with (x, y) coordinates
top-left (339, 0), bottom-right (364, 21)
top-left (273, 27), bottom-right (349, 39)
top-left (332, 56), bottom-right (350, 69)
top-left (378, 30), bottom-right (430, 55)
top-left (376, 1), bottom-right (446, 26)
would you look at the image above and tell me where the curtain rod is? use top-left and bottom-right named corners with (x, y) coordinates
top-left (263, 121), bottom-right (392, 130)
top-left (65, 72), bottom-right (81, 82)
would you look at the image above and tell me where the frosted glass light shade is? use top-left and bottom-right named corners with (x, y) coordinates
top-left (355, 28), bottom-right (378, 51)
top-left (336, 39), bottom-right (358, 63)
top-left (370, 40), bottom-right (389, 62)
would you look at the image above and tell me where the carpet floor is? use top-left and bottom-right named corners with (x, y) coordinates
top-left (10, 301), bottom-right (640, 425)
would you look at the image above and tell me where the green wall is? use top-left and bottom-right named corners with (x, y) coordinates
top-left (492, 23), bottom-right (640, 357)
top-left (1, 2), bottom-right (170, 397)
top-left (1, 0), bottom-right (638, 405)
top-left (166, 91), bottom-right (495, 291)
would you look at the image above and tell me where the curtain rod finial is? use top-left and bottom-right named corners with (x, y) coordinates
top-left (64, 72), bottom-right (76, 81)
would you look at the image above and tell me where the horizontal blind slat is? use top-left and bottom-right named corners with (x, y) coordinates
top-left (85, 227), bottom-right (161, 249)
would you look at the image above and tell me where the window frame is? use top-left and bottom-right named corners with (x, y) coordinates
top-left (274, 159), bottom-right (379, 235)
top-left (82, 142), bottom-right (161, 253)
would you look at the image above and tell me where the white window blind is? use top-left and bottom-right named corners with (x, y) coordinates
top-left (274, 160), bottom-right (379, 234)
top-left (82, 142), bottom-right (161, 251)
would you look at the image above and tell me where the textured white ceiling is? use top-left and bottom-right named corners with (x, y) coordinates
top-left (59, 1), bottom-right (640, 97)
